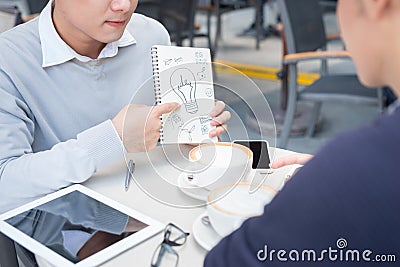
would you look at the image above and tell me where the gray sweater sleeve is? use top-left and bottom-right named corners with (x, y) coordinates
top-left (0, 86), bottom-right (124, 213)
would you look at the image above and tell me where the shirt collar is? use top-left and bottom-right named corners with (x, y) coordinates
top-left (38, 0), bottom-right (136, 68)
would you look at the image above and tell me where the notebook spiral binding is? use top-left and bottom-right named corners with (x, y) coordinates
top-left (151, 46), bottom-right (164, 142)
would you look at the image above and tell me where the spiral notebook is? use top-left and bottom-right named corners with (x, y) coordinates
top-left (151, 45), bottom-right (217, 144)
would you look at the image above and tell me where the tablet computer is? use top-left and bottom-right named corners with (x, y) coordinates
top-left (0, 184), bottom-right (164, 267)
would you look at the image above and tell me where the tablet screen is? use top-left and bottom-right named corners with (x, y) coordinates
top-left (5, 190), bottom-right (148, 263)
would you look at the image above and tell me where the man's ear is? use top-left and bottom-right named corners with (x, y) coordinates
top-left (365, 0), bottom-right (391, 20)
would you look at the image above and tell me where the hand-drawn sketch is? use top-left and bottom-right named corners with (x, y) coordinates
top-left (171, 113), bottom-right (184, 128)
top-left (205, 88), bottom-right (213, 97)
top-left (174, 57), bottom-right (184, 63)
top-left (195, 51), bottom-right (204, 59)
top-left (180, 125), bottom-right (196, 142)
top-left (163, 59), bottom-right (173, 66)
top-left (170, 68), bottom-right (198, 114)
top-left (201, 124), bottom-right (209, 135)
top-left (199, 116), bottom-right (210, 124)
top-left (197, 67), bottom-right (206, 80)
top-left (196, 58), bottom-right (207, 64)
top-left (153, 45), bottom-right (214, 144)
top-left (195, 51), bottom-right (207, 64)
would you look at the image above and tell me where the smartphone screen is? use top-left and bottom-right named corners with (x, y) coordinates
top-left (234, 140), bottom-right (270, 169)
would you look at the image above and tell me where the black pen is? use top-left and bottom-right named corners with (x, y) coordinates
top-left (125, 160), bottom-right (135, 191)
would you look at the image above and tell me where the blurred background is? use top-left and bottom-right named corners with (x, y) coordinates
top-left (0, 0), bottom-right (387, 154)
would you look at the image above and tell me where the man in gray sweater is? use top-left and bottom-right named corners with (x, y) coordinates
top-left (0, 0), bottom-right (230, 213)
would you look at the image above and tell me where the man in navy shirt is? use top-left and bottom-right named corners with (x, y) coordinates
top-left (205, 0), bottom-right (400, 266)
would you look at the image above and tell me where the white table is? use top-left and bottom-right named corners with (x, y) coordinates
top-left (82, 145), bottom-right (295, 267)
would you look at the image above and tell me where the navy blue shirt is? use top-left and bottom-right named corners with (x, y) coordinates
top-left (205, 106), bottom-right (400, 266)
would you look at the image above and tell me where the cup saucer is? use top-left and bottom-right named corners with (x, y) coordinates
top-left (192, 212), bottom-right (222, 251)
top-left (177, 173), bottom-right (209, 201)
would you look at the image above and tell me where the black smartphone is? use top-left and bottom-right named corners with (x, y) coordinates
top-left (233, 140), bottom-right (271, 170)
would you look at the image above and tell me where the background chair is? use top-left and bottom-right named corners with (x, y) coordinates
top-left (26, 0), bottom-right (48, 14)
top-left (319, 0), bottom-right (337, 14)
top-left (277, 0), bottom-right (383, 148)
top-left (197, 0), bottom-right (263, 56)
top-left (134, 0), bottom-right (160, 21)
top-left (136, 0), bottom-right (214, 58)
top-left (0, 4), bottom-right (22, 33)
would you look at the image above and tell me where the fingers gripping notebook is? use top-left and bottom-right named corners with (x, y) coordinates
top-left (151, 45), bottom-right (217, 144)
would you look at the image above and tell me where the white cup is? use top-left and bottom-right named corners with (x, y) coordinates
top-left (186, 142), bottom-right (253, 190)
top-left (207, 182), bottom-right (277, 237)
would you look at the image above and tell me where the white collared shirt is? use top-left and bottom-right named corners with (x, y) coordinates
top-left (38, 0), bottom-right (136, 67)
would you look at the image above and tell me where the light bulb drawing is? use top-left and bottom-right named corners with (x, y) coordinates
top-left (170, 68), bottom-right (198, 114)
